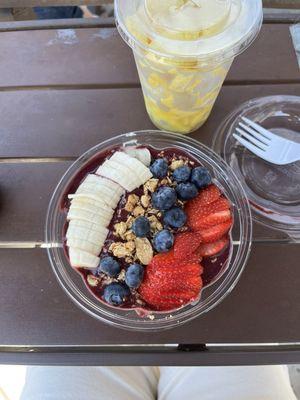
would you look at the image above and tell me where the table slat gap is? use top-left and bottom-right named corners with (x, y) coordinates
top-left (0, 157), bottom-right (76, 163)
top-left (0, 83), bottom-right (142, 92)
top-left (0, 17), bottom-right (115, 32)
top-left (1, 79), bottom-right (300, 93)
top-left (0, 242), bottom-right (42, 249)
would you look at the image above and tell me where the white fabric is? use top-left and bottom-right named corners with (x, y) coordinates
top-left (158, 366), bottom-right (297, 400)
top-left (20, 367), bottom-right (158, 400)
top-left (20, 365), bottom-right (297, 400)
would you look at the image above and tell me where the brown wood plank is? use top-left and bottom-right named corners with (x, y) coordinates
top-left (0, 245), bottom-right (299, 346)
top-left (230, 24), bottom-right (299, 83)
top-left (0, 24), bottom-right (298, 88)
top-left (0, 84), bottom-right (299, 158)
top-left (0, 162), bottom-right (71, 241)
top-left (264, 0), bottom-right (300, 8)
top-left (0, 27), bottom-right (136, 88)
top-left (0, 161), bottom-right (289, 243)
top-left (264, 8), bottom-right (300, 23)
top-left (0, 27), bottom-right (131, 87)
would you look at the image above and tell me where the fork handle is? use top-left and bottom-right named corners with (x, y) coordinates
top-left (288, 142), bottom-right (300, 162)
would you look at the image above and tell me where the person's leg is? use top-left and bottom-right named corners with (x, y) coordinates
top-left (21, 366), bottom-right (159, 400)
top-left (34, 7), bottom-right (83, 19)
top-left (158, 366), bottom-right (297, 400)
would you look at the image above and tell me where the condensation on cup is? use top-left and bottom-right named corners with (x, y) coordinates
top-left (115, 0), bottom-right (263, 134)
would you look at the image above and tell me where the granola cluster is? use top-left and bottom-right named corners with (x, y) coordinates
top-left (108, 178), bottom-right (164, 266)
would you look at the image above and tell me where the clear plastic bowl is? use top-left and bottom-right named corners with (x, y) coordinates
top-left (212, 95), bottom-right (300, 237)
top-left (46, 131), bottom-right (252, 331)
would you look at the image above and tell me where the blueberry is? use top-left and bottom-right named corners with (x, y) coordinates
top-left (172, 165), bottom-right (191, 183)
top-left (132, 216), bottom-right (150, 237)
top-left (153, 229), bottom-right (174, 253)
top-left (152, 186), bottom-right (177, 211)
top-left (125, 264), bottom-right (144, 289)
top-left (150, 158), bottom-right (168, 178)
top-left (99, 256), bottom-right (120, 277)
top-left (191, 167), bottom-right (212, 189)
top-left (103, 283), bottom-right (130, 306)
top-left (176, 182), bottom-right (198, 201)
top-left (163, 207), bottom-right (187, 228)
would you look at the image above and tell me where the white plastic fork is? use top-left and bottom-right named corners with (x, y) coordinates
top-left (233, 117), bottom-right (300, 165)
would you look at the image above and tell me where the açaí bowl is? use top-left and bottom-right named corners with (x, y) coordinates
top-left (46, 130), bottom-right (252, 331)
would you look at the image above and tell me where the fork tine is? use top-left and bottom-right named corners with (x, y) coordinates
top-left (233, 134), bottom-right (267, 158)
top-left (236, 128), bottom-right (268, 150)
top-left (241, 117), bottom-right (278, 141)
top-left (238, 122), bottom-right (270, 145)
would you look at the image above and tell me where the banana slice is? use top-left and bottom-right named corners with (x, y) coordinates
top-left (68, 194), bottom-right (109, 210)
top-left (75, 185), bottom-right (121, 209)
top-left (67, 238), bottom-right (103, 256)
top-left (96, 151), bottom-right (152, 191)
top-left (110, 151), bottom-right (153, 183)
top-left (82, 174), bottom-right (123, 193)
top-left (107, 159), bottom-right (139, 184)
top-left (66, 224), bottom-right (109, 246)
top-left (67, 207), bottom-right (112, 227)
top-left (68, 219), bottom-right (108, 235)
top-left (69, 194), bottom-right (112, 213)
top-left (69, 200), bottom-right (114, 220)
top-left (123, 147), bottom-right (152, 166)
top-left (69, 248), bottom-right (100, 269)
top-left (76, 174), bottom-right (124, 207)
top-left (69, 196), bottom-right (114, 215)
top-left (96, 159), bottom-right (138, 191)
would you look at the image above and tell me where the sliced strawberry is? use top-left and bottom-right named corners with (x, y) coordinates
top-left (151, 250), bottom-right (176, 269)
top-left (198, 220), bottom-right (233, 243)
top-left (173, 232), bottom-right (202, 260)
top-left (185, 184), bottom-right (221, 215)
top-left (193, 209), bottom-right (232, 229)
top-left (145, 296), bottom-right (184, 311)
top-left (139, 254), bottom-right (203, 311)
top-left (157, 262), bottom-right (202, 288)
top-left (199, 197), bottom-right (231, 216)
top-left (185, 186), bottom-right (230, 229)
top-left (187, 197), bottom-right (231, 230)
top-left (156, 277), bottom-right (200, 293)
top-left (188, 253), bottom-right (203, 266)
top-left (197, 184), bottom-right (222, 204)
top-left (198, 236), bottom-right (229, 257)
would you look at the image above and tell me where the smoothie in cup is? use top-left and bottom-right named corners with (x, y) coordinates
top-left (115, 0), bottom-right (263, 134)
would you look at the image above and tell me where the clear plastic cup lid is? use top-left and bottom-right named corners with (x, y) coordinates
top-left (212, 95), bottom-right (300, 236)
top-left (115, 0), bottom-right (263, 64)
top-left (145, 0), bottom-right (233, 39)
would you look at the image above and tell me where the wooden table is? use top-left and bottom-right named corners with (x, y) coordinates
top-left (0, 14), bottom-right (300, 366)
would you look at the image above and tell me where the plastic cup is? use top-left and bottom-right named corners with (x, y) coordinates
top-left (115, 0), bottom-right (263, 134)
